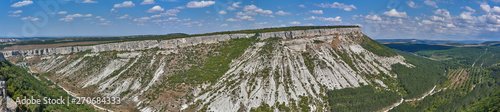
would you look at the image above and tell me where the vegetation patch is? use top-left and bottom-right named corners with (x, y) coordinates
top-left (167, 35), bottom-right (258, 85)
top-left (0, 61), bottom-right (96, 111)
top-left (360, 35), bottom-right (398, 57)
top-left (326, 85), bottom-right (400, 112)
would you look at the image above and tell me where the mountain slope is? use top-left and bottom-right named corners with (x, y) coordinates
top-left (1, 26), bottom-right (445, 111)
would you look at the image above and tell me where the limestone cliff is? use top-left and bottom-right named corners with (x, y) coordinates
top-left (3, 27), bottom-right (412, 112)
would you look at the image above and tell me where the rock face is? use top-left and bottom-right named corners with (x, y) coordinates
top-left (4, 27), bottom-right (411, 111)
top-left (0, 81), bottom-right (16, 112)
top-left (1, 28), bottom-right (361, 57)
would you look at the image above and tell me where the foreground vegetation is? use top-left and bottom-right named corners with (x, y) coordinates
top-left (327, 85), bottom-right (400, 112)
top-left (0, 61), bottom-right (96, 111)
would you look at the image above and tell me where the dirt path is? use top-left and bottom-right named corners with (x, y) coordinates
top-left (472, 48), bottom-right (488, 67)
top-left (384, 85), bottom-right (437, 112)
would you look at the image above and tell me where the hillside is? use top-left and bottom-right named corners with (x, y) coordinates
top-left (381, 42), bottom-right (500, 111)
top-left (0, 26), bottom-right (454, 111)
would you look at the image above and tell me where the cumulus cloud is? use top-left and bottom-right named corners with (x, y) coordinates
top-left (151, 9), bottom-right (180, 18)
top-left (114, 1), bottom-right (135, 8)
top-left (9, 10), bottom-right (22, 14)
top-left (462, 6), bottom-right (476, 12)
top-left (422, 20), bottom-right (434, 24)
top-left (80, 0), bottom-right (97, 3)
top-left (8, 15), bottom-right (20, 17)
top-left (11, 0), bottom-right (33, 8)
top-left (226, 18), bottom-right (240, 22)
top-left (133, 17), bottom-right (151, 22)
top-left (365, 15), bottom-right (382, 21)
top-left (219, 10), bottom-right (227, 15)
top-left (298, 5), bottom-right (306, 8)
top-left (480, 3), bottom-right (500, 14)
top-left (146, 5), bottom-right (164, 13)
top-left (59, 13), bottom-right (92, 22)
top-left (383, 9), bottom-right (407, 18)
top-left (446, 23), bottom-right (456, 28)
top-left (186, 1), bottom-right (215, 8)
top-left (289, 21), bottom-right (301, 25)
top-left (220, 24), bottom-right (228, 27)
top-left (309, 10), bottom-right (323, 14)
top-left (243, 5), bottom-right (273, 15)
top-left (141, 0), bottom-right (155, 5)
top-left (424, 0), bottom-right (438, 8)
top-left (58, 11), bottom-right (67, 14)
top-left (227, 2), bottom-right (241, 10)
top-left (276, 11), bottom-right (291, 16)
top-left (316, 2), bottom-right (357, 11)
top-left (406, 1), bottom-right (419, 8)
top-left (305, 16), bottom-right (342, 22)
top-left (21, 16), bottom-right (40, 21)
top-left (117, 14), bottom-right (131, 19)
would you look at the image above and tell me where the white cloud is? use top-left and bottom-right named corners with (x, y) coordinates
top-left (243, 5), bottom-right (273, 15)
top-left (186, 1), bottom-right (215, 8)
top-left (365, 15), bottom-right (382, 21)
top-left (232, 2), bottom-right (241, 8)
top-left (305, 16), bottom-right (342, 22)
top-left (424, 0), bottom-right (438, 8)
top-left (309, 10), bottom-right (323, 14)
top-left (316, 2), bottom-right (357, 11)
top-left (433, 9), bottom-right (451, 18)
top-left (276, 11), bottom-right (291, 16)
top-left (117, 14), bottom-right (131, 19)
top-left (11, 0), bottom-right (33, 8)
top-left (151, 9), bottom-right (180, 18)
top-left (219, 10), bottom-right (227, 15)
top-left (59, 13), bottom-right (92, 22)
top-left (459, 11), bottom-right (474, 20)
top-left (58, 11), bottom-right (67, 15)
top-left (289, 21), bottom-right (301, 25)
top-left (220, 24), bottom-right (228, 27)
top-left (406, 1), bottom-right (419, 8)
top-left (227, 2), bottom-right (241, 10)
top-left (227, 7), bottom-right (236, 11)
top-left (383, 9), bottom-right (407, 18)
top-left (21, 16), bottom-right (40, 21)
top-left (9, 10), bottom-right (22, 14)
top-left (463, 6), bottom-right (476, 12)
top-left (80, 0), bottom-right (97, 3)
top-left (480, 3), bottom-right (500, 14)
top-left (446, 23), bottom-right (456, 27)
top-left (226, 18), bottom-right (240, 22)
top-left (141, 0), bottom-right (155, 5)
top-left (422, 20), bottom-right (434, 24)
top-left (298, 5), bottom-right (306, 8)
top-left (146, 5), bottom-right (164, 13)
top-left (430, 16), bottom-right (445, 21)
top-left (133, 17), bottom-right (151, 22)
top-left (114, 1), bottom-right (135, 8)
top-left (8, 15), bottom-right (20, 17)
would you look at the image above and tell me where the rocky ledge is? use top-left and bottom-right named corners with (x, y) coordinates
top-left (2, 27), bottom-right (361, 57)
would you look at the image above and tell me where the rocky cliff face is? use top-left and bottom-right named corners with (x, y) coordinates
top-left (3, 27), bottom-right (411, 111)
top-left (2, 28), bottom-right (360, 57)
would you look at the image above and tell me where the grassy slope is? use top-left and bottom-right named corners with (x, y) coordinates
top-left (0, 61), bottom-right (96, 111)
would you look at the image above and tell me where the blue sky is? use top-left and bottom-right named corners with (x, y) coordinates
top-left (1, 0), bottom-right (500, 41)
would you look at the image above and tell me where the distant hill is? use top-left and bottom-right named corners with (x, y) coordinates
top-left (375, 39), bottom-right (485, 44)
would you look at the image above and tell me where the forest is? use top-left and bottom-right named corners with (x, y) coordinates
top-left (0, 61), bottom-right (96, 111)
